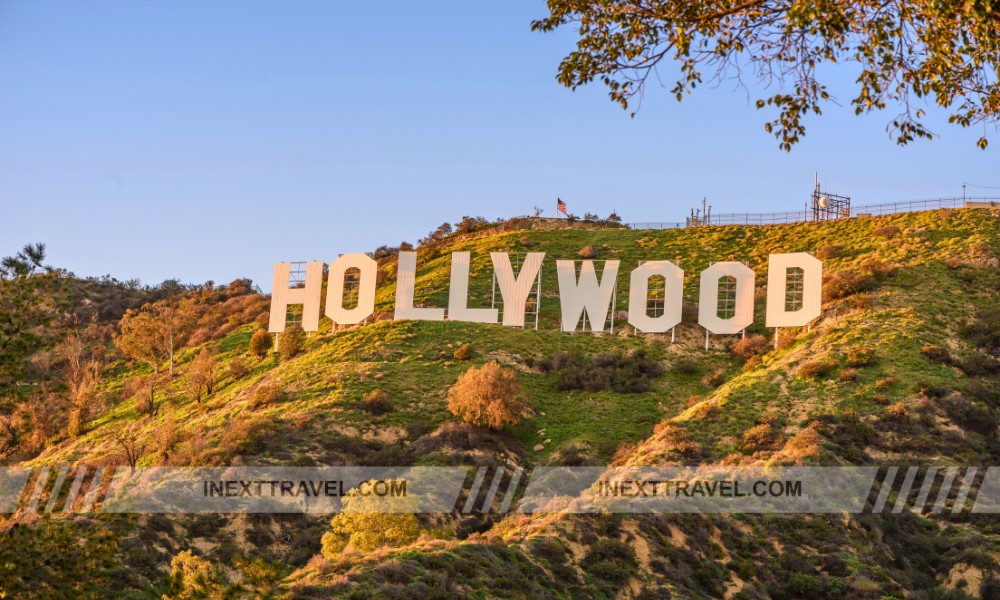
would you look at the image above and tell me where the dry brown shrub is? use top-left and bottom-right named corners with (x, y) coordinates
top-left (219, 415), bottom-right (269, 455)
top-left (839, 368), bottom-right (858, 382)
top-left (824, 272), bottom-right (873, 300)
top-left (228, 356), bottom-right (249, 380)
top-left (874, 376), bottom-right (898, 390)
top-left (738, 423), bottom-right (776, 453)
top-left (250, 382), bottom-right (285, 409)
top-left (884, 402), bottom-right (909, 420)
top-left (650, 422), bottom-right (702, 459)
top-left (611, 442), bottom-right (638, 465)
top-left (858, 258), bottom-right (898, 278)
top-left (815, 244), bottom-right (845, 259)
top-left (447, 362), bottom-right (528, 430)
top-left (773, 425), bottom-right (822, 464)
top-left (453, 343), bottom-right (473, 361)
top-left (921, 345), bottom-right (951, 364)
top-left (797, 358), bottom-right (837, 380)
top-left (873, 225), bottom-right (901, 237)
top-left (577, 245), bottom-right (598, 259)
top-left (706, 369), bottom-right (726, 388)
top-left (742, 355), bottom-right (763, 372)
top-left (846, 293), bottom-right (874, 310)
top-left (730, 334), bottom-right (769, 359)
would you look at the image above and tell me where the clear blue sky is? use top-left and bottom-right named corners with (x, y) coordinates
top-left (2, 1), bottom-right (997, 291)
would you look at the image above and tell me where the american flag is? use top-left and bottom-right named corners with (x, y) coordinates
top-left (556, 198), bottom-right (568, 215)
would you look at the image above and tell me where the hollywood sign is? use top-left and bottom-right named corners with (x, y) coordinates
top-left (268, 252), bottom-right (822, 336)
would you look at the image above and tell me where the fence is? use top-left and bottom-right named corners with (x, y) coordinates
top-left (626, 197), bottom-right (999, 230)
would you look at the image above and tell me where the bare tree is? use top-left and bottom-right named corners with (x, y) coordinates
top-left (112, 426), bottom-right (146, 474)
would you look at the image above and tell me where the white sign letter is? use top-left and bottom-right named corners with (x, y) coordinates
top-left (325, 253), bottom-right (377, 325)
top-left (698, 262), bottom-right (755, 335)
top-left (556, 260), bottom-right (620, 332)
top-left (628, 261), bottom-right (683, 333)
top-left (394, 252), bottom-right (445, 321)
top-left (765, 253), bottom-right (822, 327)
top-left (491, 252), bottom-right (545, 327)
top-left (268, 261), bottom-right (324, 333)
top-left (448, 252), bottom-right (498, 324)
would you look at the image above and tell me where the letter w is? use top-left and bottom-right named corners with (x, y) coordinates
top-left (556, 260), bottom-right (620, 332)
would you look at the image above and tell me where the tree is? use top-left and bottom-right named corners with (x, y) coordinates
top-left (533, 1), bottom-right (1000, 150)
top-left (115, 302), bottom-right (192, 375)
top-left (112, 425), bottom-right (146, 473)
top-left (418, 222), bottom-right (453, 246)
top-left (249, 329), bottom-right (272, 360)
top-left (60, 320), bottom-right (108, 436)
top-left (0, 242), bottom-right (64, 396)
top-left (454, 215), bottom-right (489, 234)
top-left (277, 324), bottom-right (305, 360)
top-left (447, 361), bottom-right (528, 430)
top-left (186, 348), bottom-right (217, 403)
top-left (320, 486), bottom-right (420, 557)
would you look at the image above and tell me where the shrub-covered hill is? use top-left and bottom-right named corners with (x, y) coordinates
top-left (2, 207), bottom-right (1000, 599)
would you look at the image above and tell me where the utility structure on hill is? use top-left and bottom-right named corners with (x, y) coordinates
top-left (811, 173), bottom-right (851, 222)
top-left (686, 197), bottom-right (712, 227)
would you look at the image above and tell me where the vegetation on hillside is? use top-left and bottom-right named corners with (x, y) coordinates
top-left (1, 207), bottom-right (999, 598)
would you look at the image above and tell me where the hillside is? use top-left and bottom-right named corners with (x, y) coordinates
top-left (2, 207), bottom-right (1000, 598)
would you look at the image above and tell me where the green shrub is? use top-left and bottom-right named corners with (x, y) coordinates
top-left (249, 329), bottom-right (272, 360)
top-left (845, 346), bottom-right (874, 367)
top-left (786, 573), bottom-right (825, 596)
top-left (277, 324), bottom-right (305, 360)
top-left (917, 381), bottom-right (950, 398)
top-left (671, 357), bottom-right (701, 375)
top-left (960, 308), bottom-right (1000, 353)
top-left (540, 349), bottom-right (664, 393)
top-left (581, 539), bottom-right (637, 586)
top-left (360, 389), bottom-right (393, 415)
top-left (163, 550), bottom-right (224, 600)
top-left (958, 352), bottom-right (1000, 376)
